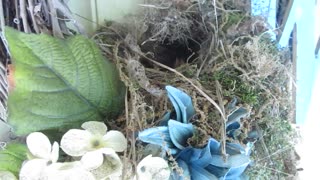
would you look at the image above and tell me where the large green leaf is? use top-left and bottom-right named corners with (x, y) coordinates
top-left (5, 27), bottom-right (125, 135)
top-left (0, 143), bottom-right (27, 177)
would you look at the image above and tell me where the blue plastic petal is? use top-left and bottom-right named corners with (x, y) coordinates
top-left (167, 92), bottom-right (182, 123)
top-left (170, 159), bottom-right (191, 180)
top-left (159, 111), bottom-right (172, 126)
top-left (226, 143), bottom-right (246, 155)
top-left (166, 86), bottom-right (196, 123)
top-left (178, 147), bottom-right (202, 163)
top-left (210, 154), bottom-right (250, 168)
top-left (226, 97), bottom-right (238, 111)
top-left (226, 122), bottom-right (241, 138)
top-left (197, 138), bottom-right (221, 167)
top-left (226, 107), bottom-right (248, 126)
top-left (168, 120), bottom-right (194, 149)
top-left (222, 156), bottom-right (250, 180)
top-left (205, 165), bottom-right (228, 178)
top-left (138, 126), bottom-right (174, 148)
top-left (191, 164), bottom-right (219, 180)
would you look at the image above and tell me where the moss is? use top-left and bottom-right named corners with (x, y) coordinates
top-left (200, 70), bottom-right (259, 105)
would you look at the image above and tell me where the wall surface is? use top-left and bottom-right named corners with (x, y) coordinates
top-left (68, 0), bottom-right (142, 34)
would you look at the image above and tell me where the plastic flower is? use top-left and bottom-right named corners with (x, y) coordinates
top-left (138, 86), bottom-right (253, 179)
top-left (174, 138), bottom-right (251, 180)
top-left (43, 161), bottom-right (95, 180)
top-left (138, 86), bottom-right (195, 155)
top-left (19, 132), bottom-right (59, 179)
top-left (136, 155), bottom-right (170, 180)
top-left (60, 121), bottom-right (127, 178)
top-left (138, 120), bottom-right (194, 155)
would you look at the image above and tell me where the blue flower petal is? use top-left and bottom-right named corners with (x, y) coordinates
top-left (168, 120), bottom-right (194, 149)
top-left (138, 126), bottom-right (175, 148)
top-left (226, 122), bottom-right (241, 138)
top-left (167, 92), bottom-right (182, 123)
top-left (197, 138), bottom-right (221, 167)
top-left (210, 154), bottom-right (250, 168)
top-left (166, 86), bottom-right (196, 123)
top-left (226, 97), bottom-right (238, 111)
top-left (206, 154), bottom-right (250, 179)
top-left (170, 159), bottom-right (191, 180)
top-left (159, 111), bottom-right (172, 126)
top-left (178, 147), bottom-right (202, 163)
top-left (226, 107), bottom-right (248, 126)
top-left (222, 155), bottom-right (250, 180)
top-left (191, 164), bottom-right (219, 180)
top-left (226, 143), bottom-right (246, 155)
top-left (205, 165), bottom-right (229, 178)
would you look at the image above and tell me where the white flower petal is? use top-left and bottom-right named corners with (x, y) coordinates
top-left (103, 130), bottom-right (127, 152)
top-left (50, 142), bottom-right (59, 163)
top-left (65, 169), bottom-right (96, 180)
top-left (136, 155), bottom-right (170, 180)
top-left (45, 162), bottom-right (95, 180)
top-left (90, 149), bottom-right (123, 179)
top-left (19, 159), bottom-right (48, 180)
top-left (81, 121), bottom-right (108, 135)
top-left (81, 151), bottom-right (104, 170)
top-left (26, 132), bottom-right (52, 159)
top-left (61, 129), bottom-right (92, 156)
top-left (0, 170), bottom-right (17, 180)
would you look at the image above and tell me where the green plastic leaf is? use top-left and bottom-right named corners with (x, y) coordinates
top-left (5, 27), bottom-right (125, 135)
top-left (0, 143), bottom-right (27, 177)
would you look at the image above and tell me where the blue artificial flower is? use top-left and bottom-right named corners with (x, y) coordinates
top-left (138, 120), bottom-right (194, 155)
top-left (225, 98), bottom-right (249, 139)
top-left (173, 138), bottom-right (251, 180)
top-left (138, 86), bottom-right (252, 180)
top-left (139, 86), bottom-right (196, 155)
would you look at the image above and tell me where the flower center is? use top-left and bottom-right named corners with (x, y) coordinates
top-left (90, 137), bottom-right (105, 149)
top-left (92, 140), bottom-right (100, 147)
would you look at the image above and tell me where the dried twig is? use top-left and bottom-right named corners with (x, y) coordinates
top-left (27, 0), bottom-right (40, 33)
top-left (215, 80), bottom-right (227, 159)
top-left (19, 0), bottom-right (30, 33)
top-left (48, 0), bottom-right (63, 38)
top-left (122, 88), bottom-right (129, 180)
top-left (132, 47), bottom-right (226, 121)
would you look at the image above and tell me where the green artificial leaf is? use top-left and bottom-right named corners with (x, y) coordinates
top-left (5, 27), bottom-right (125, 135)
top-left (0, 143), bottom-right (27, 177)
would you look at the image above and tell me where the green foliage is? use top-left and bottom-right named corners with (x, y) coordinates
top-left (222, 12), bottom-right (247, 31)
top-left (246, 117), bottom-right (297, 179)
top-left (201, 70), bottom-right (259, 105)
top-left (5, 27), bottom-right (125, 135)
top-left (0, 143), bottom-right (27, 177)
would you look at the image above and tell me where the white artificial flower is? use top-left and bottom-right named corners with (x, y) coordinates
top-left (19, 132), bottom-right (95, 180)
top-left (136, 155), bottom-right (170, 180)
top-left (60, 121), bottom-right (127, 178)
top-left (19, 132), bottom-right (59, 179)
top-left (43, 161), bottom-right (95, 180)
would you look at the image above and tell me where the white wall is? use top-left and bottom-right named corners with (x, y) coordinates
top-left (68, 0), bottom-right (142, 34)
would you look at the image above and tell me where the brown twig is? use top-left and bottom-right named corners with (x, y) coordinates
top-left (132, 48), bottom-right (226, 121)
top-left (215, 80), bottom-right (227, 160)
top-left (122, 88), bottom-right (129, 180)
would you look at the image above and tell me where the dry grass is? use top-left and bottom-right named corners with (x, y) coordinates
top-left (91, 0), bottom-right (299, 178)
top-left (0, 0), bottom-right (299, 179)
